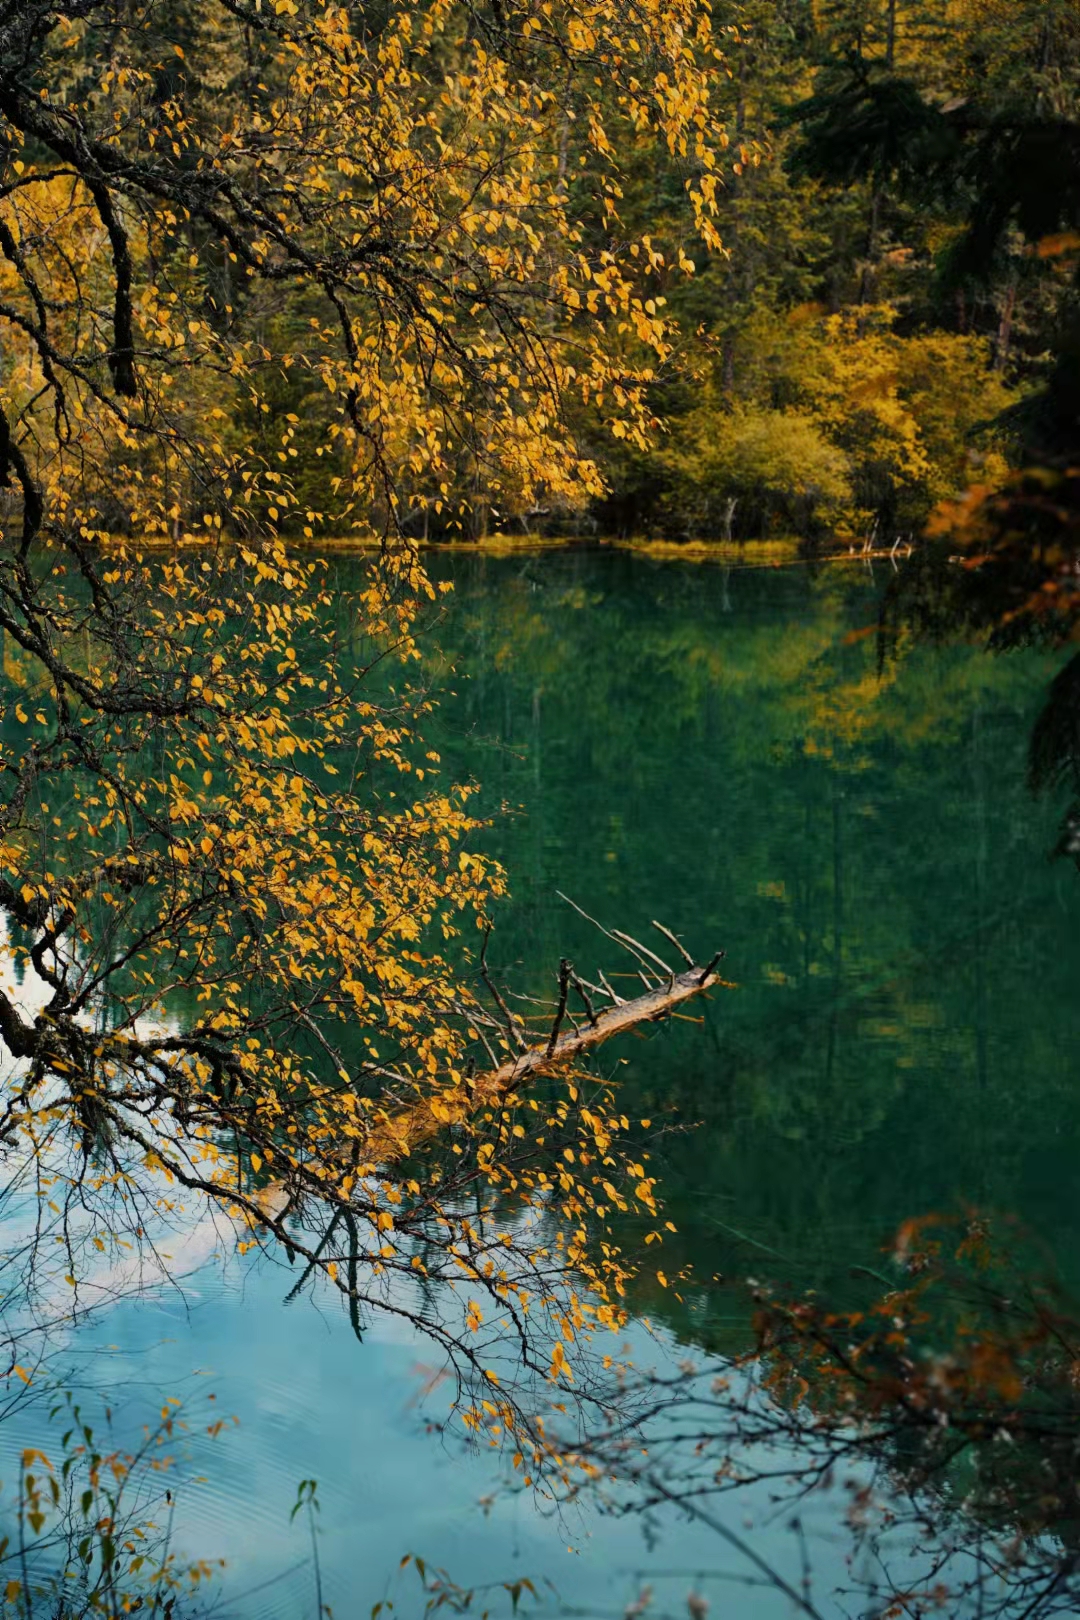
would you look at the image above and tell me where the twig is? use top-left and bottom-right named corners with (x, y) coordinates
top-left (612, 928), bottom-right (673, 977)
top-left (570, 972), bottom-right (599, 1027)
top-left (548, 958), bottom-right (571, 1056)
top-left (597, 969), bottom-right (624, 1006)
top-left (698, 950), bottom-right (725, 986)
top-left (556, 891), bottom-right (663, 974)
top-left (480, 922), bottom-right (528, 1053)
top-left (651, 920), bottom-right (695, 967)
top-left (284, 1210), bottom-right (342, 1302)
top-left (556, 890), bottom-right (622, 948)
top-left (573, 973), bottom-right (614, 1006)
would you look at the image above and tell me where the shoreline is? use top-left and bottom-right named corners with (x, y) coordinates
top-left (97, 531), bottom-right (912, 568)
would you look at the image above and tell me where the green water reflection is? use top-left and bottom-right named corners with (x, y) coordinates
top-left (412, 549), bottom-right (1080, 1340)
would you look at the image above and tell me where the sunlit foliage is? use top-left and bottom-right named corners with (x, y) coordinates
top-left (0, 0), bottom-right (731, 542)
top-left (596, 0), bottom-right (1078, 543)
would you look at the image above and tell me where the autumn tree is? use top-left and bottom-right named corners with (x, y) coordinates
top-left (0, 0), bottom-right (729, 1540)
top-left (594, 0), bottom-right (1078, 543)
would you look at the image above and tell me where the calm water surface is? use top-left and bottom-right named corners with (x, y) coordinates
top-left (424, 550), bottom-right (1080, 1313)
top-left (29, 551), bottom-right (1080, 1616)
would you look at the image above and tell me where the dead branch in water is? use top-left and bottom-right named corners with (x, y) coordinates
top-left (361, 957), bottom-right (725, 1168)
top-left (256, 914), bottom-right (725, 1220)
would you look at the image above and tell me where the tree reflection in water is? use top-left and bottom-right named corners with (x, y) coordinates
top-left (522, 482), bottom-right (1080, 1619)
top-left (882, 465), bottom-right (1080, 868)
top-left (486, 1214), bottom-right (1080, 1620)
top-left (417, 479), bottom-right (1080, 1620)
top-left (542, 487), bottom-right (1080, 1619)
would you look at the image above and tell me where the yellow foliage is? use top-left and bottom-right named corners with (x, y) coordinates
top-left (0, 0), bottom-right (734, 1465)
top-left (0, 0), bottom-right (733, 541)
top-left (660, 304), bottom-right (1019, 539)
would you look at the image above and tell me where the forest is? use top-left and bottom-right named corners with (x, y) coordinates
top-left (0, 0), bottom-right (1078, 1617)
top-left (597, 0), bottom-right (1080, 545)
top-left (3, 1), bottom-right (1077, 548)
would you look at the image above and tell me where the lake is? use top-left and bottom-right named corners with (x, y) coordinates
top-left (9, 548), bottom-right (1079, 1618)
top-left (423, 549), bottom-right (1080, 1308)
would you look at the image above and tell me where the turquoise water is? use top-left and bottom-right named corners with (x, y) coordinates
top-left (422, 551), bottom-right (1080, 1320)
top-left (10, 550), bottom-right (1080, 1616)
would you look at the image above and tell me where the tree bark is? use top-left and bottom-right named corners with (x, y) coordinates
top-left (993, 283), bottom-right (1017, 372)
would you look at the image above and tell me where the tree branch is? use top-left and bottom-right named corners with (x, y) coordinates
top-left (363, 961), bottom-right (725, 1166)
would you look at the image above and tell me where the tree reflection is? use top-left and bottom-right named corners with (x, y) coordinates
top-left (508, 1215), bottom-right (1080, 1620)
top-left (881, 433), bottom-right (1080, 872)
top-left (532, 495), bottom-right (1080, 1613)
top-left (1030, 651), bottom-right (1080, 862)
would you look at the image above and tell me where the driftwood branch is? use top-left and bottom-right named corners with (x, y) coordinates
top-left (361, 961), bottom-right (724, 1168)
top-left (255, 942), bottom-right (726, 1219)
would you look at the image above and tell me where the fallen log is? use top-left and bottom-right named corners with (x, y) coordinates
top-left (253, 957), bottom-right (725, 1221)
top-left (361, 958), bottom-right (725, 1167)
